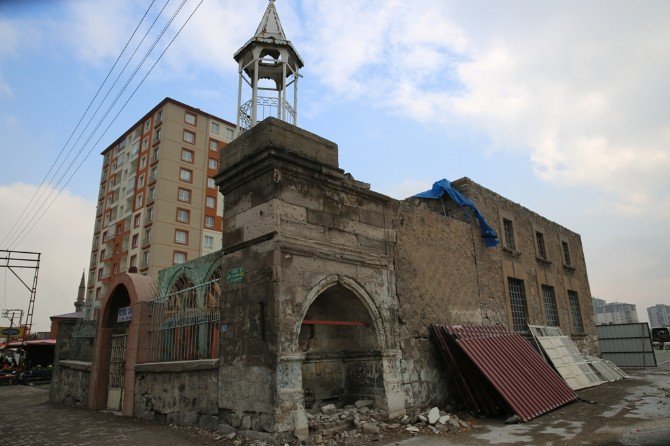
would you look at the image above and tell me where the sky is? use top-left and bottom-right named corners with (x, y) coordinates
top-left (1, 0), bottom-right (669, 331)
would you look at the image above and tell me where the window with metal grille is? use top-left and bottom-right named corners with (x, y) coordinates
top-left (562, 241), bottom-right (572, 266)
top-left (536, 231), bottom-right (547, 259)
top-left (507, 277), bottom-right (529, 332)
top-left (542, 285), bottom-right (560, 326)
top-left (568, 290), bottom-right (584, 334)
top-left (503, 219), bottom-right (516, 250)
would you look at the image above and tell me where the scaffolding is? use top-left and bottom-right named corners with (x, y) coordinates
top-left (1, 250), bottom-right (41, 339)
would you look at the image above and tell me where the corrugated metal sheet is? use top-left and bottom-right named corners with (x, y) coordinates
top-left (597, 323), bottom-right (657, 367)
top-left (430, 324), bottom-right (577, 422)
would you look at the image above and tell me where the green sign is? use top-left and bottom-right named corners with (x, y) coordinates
top-left (226, 267), bottom-right (245, 284)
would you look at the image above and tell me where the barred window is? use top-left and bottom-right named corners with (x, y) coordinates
top-left (542, 285), bottom-right (560, 326)
top-left (568, 290), bottom-right (584, 334)
top-left (507, 277), bottom-right (529, 332)
top-left (503, 219), bottom-right (516, 250)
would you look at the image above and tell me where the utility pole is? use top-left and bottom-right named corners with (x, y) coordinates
top-left (0, 250), bottom-right (40, 340)
top-left (1, 308), bottom-right (24, 341)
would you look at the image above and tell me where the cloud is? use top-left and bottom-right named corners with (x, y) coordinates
top-left (298, 1), bottom-right (670, 219)
top-left (0, 183), bottom-right (95, 332)
top-left (0, 16), bottom-right (21, 97)
top-left (381, 178), bottom-right (433, 200)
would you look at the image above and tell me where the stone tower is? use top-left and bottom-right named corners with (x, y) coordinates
top-left (74, 270), bottom-right (85, 312)
top-left (234, 0), bottom-right (303, 135)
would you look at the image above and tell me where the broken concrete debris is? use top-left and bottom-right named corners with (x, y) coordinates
top-left (305, 403), bottom-right (472, 444)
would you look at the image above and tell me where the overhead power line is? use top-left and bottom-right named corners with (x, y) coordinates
top-left (9, 0), bottom-right (206, 250)
top-left (0, 0), bottom-right (159, 248)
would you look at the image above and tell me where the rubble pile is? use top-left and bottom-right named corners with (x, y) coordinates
top-left (306, 401), bottom-right (472, 445)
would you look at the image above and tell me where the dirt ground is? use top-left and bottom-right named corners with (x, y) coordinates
top-left (1, 351), bottom-right (668, 446)
top-left (390, 350), bottom-right (670, 446)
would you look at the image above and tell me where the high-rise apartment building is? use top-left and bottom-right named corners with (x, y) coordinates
top-left (647, 304), bottom-right (670, 328)
top-left (86, 98), bottom-right (235, 302)
top-left (592, 297), bottom-right (639, 325)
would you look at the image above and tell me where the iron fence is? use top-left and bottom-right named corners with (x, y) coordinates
top-left (149, 278), bottom-right (221, 362)
top-left (69, 318), bottom-right (98, 362)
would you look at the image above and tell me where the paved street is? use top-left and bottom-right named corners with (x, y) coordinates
top-left (0, 351), bottom-right (669, 446)
top-left (0, 386), bottom-right (223, 446)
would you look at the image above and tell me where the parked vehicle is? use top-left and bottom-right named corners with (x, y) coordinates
top-left (651, 327), bottom-right (670, 350)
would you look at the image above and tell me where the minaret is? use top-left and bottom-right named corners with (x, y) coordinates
top-left (74, 270), bottom-right (85, 312)
top-left (234, 0), bottom-right (303, 135)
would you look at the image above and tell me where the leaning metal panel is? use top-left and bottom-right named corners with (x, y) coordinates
top-left (529, 325), bottom-right (604, 390)
top-left (149, 278), bottom-right (221, 362)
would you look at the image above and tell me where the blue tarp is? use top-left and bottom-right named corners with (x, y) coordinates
top-left (414, 179), bottom-right (499, 248)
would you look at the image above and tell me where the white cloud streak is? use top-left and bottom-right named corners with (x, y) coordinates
top-left (0, 184), bottom-right (95, 332)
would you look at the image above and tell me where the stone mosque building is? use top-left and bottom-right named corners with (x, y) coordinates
top-left (50, 1), bottom-right (596, 441)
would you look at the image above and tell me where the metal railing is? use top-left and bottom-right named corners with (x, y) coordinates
top-left (149, 278), bottom-right (221, 362)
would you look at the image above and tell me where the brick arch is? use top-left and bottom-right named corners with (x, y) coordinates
top-left (88, 273), bottom-right (156, 415)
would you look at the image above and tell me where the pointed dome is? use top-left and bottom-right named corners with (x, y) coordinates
top-left (234, 0), bottom-right (303, 69)
top-left (254, 0), bottom-right (287, 41)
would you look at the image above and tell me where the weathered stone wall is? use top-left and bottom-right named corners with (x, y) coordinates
top-left (134, 361), bottom-right (219, 428)
top-left (454, 178), bottom-right (598, 352)
top-left (49, 361), bottom-right (90, 407)
top-left (393, 201), bottom-right (508, 409)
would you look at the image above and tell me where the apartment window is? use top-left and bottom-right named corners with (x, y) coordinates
top-left (144, 119), bottom-right (151, 133)
top-left (562, 241), bottom-right (572, 266)
top-left (150, 166), bottom-right (157, 181)
top-left (130, 255), bottom-right (137, 267)
top-left (142, 137), bottom-right (149, 151)
top-left (183, 129), bottom-right (195, 144)
top-left (181, 148), bottom-right (194, 163)
top-left (207, 177), bottom-right (216, 189)
top-left (542, 285), bottom-right (560, 326)
top-left (211, 122), bottom-right (220, 134)
top-left (156, 109), bottom-right (163, 124)
top-left (142, 250), bottom-right (150, 267)
top-left (143, 228), bottom-right (152, 245)
top-left (132, 234), bottom-right (139, 249)
top-left (146, 206), bottom-right (154, 222)
top-left (98, 268), bottom-right (104, 280)
top-left (503, 218), bottom-right (516, 250)
top-left (535, 231), bottom-right (547, 259)
top-left (175, 229), bottom-right (188, 245)
top-left (226, 128), bottom-right (234, 139)
top-left (185, 112), bottom-right (196, 125)
top-left (507, 277), bottom-right (529, 332)
top-left (206, 196), bottom-right (216, 208)
top-left (178, 188), bottom-right (191, 202)
top-left (140, 155), bottom-right (147, 169)
top-left (134, 213), bottom-right (141, 228)
top-left (151, 147), bottom-right (159, 162)
top-left (153, 127), bottom-right (162, 143)
top-left (96, 287), bottom-right (101, 299)
top-left (138, 174), bottom-right (145, 188)
top-left (208, 158), bottom-right (218, 169)
top-left (149, 187), bottom-right (155, 202)
top-left (173, 251), bottom-right (187, 265)
top-left (209, 140), bottom-right (218, 151)
top-left (204, 235), bottom-right (214, 249)
top-left (568, 290), bottom-right (584, 334)
top-left (205, 215), bottom-right (214, 228)
top-left (135, 193), bottom-right (143, 208)
top-left (99, 249), bottom-right (105, 262)
top-left (176, 208), bottom-right (190, 223)
top-left (179, 168), bottom-right (192, 183)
